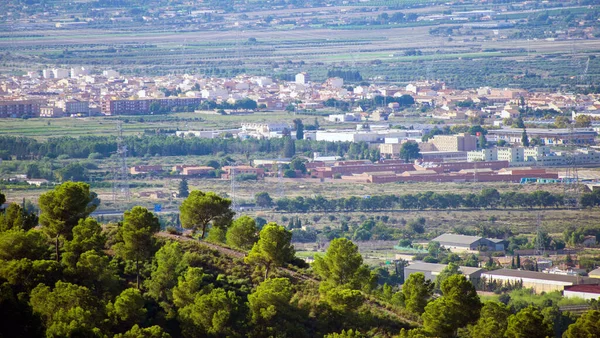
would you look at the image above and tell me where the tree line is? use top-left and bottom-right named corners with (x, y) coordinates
top-left (273, 188), bottom-right (565, 213)
top-left (0, 135), bottom-right (359, 160)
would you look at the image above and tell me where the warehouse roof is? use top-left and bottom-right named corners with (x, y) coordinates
top-left (564, 284), bottom-right (600, 294)
top-left (589, 267), bottom-right (600, 277)
top-left (405, 262), bottom-right (483, 276)
top-left (482, 269), bottom-right (587, 284)
top-left (432, 233), bottom-right (483, 246)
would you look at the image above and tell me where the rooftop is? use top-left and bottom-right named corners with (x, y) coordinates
top-left (589, 267), bottom-right (600, 277)
top-left (564, 284), bottom-right (600, 294)
top-left (488, 128), bottom-right (596, 136)
top-left (406, 261), bottom-right (483, 276)
top-left (432, 233), bottom-right (483, 245)
top-left (482, 269), bottom-right (589, 283)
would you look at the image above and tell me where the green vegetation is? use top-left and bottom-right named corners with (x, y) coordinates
top-left (275, 188), bottom-right (566, 213)
top-left (1, 184), bottom-right (599, 337)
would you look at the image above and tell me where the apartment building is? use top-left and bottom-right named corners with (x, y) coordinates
top-left (102, 97), bottom-right (202, 115)
top-left (64, 100), bottom-right (89, 115)
top-left (0, 99), bottom-right (44, 117)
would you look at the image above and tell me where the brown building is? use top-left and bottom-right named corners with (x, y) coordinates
top-left (341, 167), bottom-right (557, 184)
top-left (181, 166), bottom-right (214, 176)
top-left (102, 97), bottom-right (203, 115)
top-left (312, 162), bottom-right (416, 179)
top-left (0, 99), bottom-right (44, 117)
top-left (429, 133), bottom-right (478, 152)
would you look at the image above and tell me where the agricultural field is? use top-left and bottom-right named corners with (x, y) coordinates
top-left (0, 1), bottom-right (598, 90)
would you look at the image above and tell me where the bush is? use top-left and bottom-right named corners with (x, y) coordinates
top-left (166, 226), bottom-right (181, 235)
top-left (88, 152), bottom-right (103, 160)
top-left (283, 169), bottom-right (296, 178)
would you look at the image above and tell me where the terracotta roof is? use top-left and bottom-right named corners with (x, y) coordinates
top-left (564, 284), bottom-right (600, 294)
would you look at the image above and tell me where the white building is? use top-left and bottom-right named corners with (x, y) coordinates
top-left (468, 146), bottom-right (600, 166)
top-left (327, 77), bottom-right (344, 88)
top-left (404, 262), bottom-right (483, 283)
top-left (315, 130), bottom-right (379, 143)
top-left (42, 69), bottom-right (54, 79)
top-left (201, 88), bottom-right (229, 100)
top-left (241, 123), bottom-right (289, 138)
top-left (295, 72), bottom-right (310, 85)
top-left (481, 269), bottom-right (591, 294)
top-left (327, 113), bottom-right (360, 122)
top-left (103, 70), bottom-right (120, 78)
top-left (52, 68), bottom-right (69, 79)
top-left (70, 67), bottom-right (89, 78)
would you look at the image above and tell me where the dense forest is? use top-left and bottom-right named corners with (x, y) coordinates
top-left (2, 182), bottom-right (600, 337)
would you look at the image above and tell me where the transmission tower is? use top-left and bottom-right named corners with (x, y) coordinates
top-left (534, 213), bottom-right (545, 257)
top-left (277, 164), bottom-right (285, 199)
top-left (230, 166), bottom-right (238, 211)
top-left (112, 121), bottom-right (130, 206)
top-left (563, 125), bottom-right (580, 208)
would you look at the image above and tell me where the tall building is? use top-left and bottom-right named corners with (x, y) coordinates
top-left (295, 72), bottom-right (310, 85)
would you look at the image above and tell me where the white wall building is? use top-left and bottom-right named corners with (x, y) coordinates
top-left (103, 70), bottom-right (120, 78)
top-left (52, 68), bottom-right (69, 79)
top-left (295, 72), bottom-right (310, 85)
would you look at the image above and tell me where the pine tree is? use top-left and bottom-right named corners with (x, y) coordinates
top-left (516, 254), bottom-right (521, 269)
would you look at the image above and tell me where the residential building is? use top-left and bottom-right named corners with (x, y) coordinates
top-left (404, 262), bottom-right (483, 283)
top-left (70, 67), bottom-right (89, 78)
top-left (295, 72), bottom-right (310, 85)
top-left (0, 99), bottom-right (44, 117)
top-left (103, 70), bottom-right (120, 78)
top-left (52, 68), bottom-right (69, 79)
top-left (102, 97), bottom-right (202, 115)
top-left (64, 100), bottom-right (89, 115)
top-left (481, 269), bottom-right (593, 293)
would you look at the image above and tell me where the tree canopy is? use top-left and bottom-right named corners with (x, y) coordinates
top-left (179, 190), bottom-right (233, 239)
top-left (245, 222), bottom-right (295, 279)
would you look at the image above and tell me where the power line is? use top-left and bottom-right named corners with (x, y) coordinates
top-left (112, 120), bottom-right (130, 207)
